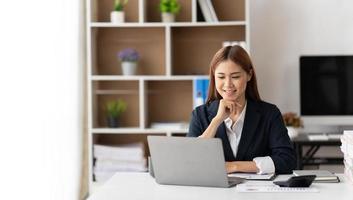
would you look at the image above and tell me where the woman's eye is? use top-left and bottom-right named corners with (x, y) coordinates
top-left (217, 76), bottom-right (225, 79)
top-left (232, 76), bottom-right (240, 79)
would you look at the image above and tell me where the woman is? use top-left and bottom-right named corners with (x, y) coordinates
top-left (187, 45), bottom-right (296, 174)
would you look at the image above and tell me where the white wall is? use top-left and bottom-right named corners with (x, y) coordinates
top-left (250, 0), bottom-right (353, 128)
top-left (0, 0), bottom-right (83, 199)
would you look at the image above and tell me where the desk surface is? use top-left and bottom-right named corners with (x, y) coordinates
top-left (88, 172), bottom-right (352, 200)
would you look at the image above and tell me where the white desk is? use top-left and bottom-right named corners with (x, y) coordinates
top-left (88, 172), bottom-right (352, 200)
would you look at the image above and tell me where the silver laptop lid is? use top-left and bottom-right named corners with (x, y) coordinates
top-left (147, 136), bottom-right (233, 187)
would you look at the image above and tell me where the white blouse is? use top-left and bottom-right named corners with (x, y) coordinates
top-left (224, 101), bottom-right (275, 174)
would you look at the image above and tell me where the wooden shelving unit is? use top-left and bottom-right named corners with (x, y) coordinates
top-left (87, 0), bottom-right (249, 193)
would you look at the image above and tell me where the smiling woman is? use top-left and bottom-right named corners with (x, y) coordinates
top-left (187, 45), bottom-right (296, 175)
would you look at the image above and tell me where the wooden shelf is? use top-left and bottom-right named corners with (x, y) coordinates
top-left (91, 27), bottom-right (166, 76)
top-left (91, 0), bottom-right (139, 22)
top-left (92, 81), bottom-right (140, 128)
top-left (87, 0), bottom-right (249, 192)
top-left (90, 21), bottom-right (247, 27)
top-left (211, 0), bottom-right (246, 21)
top-left (146, 80), bottom-right (193, 128)
top-left (171, 25), bottom-right (246, 75)
top-left (91, 75), bottom-right (208, 81)
top-left (145, 0), bottom-right (192, 22)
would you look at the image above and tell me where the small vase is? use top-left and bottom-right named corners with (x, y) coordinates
top-left (161, 12), bottom-right (175, 23)
top-left (111, 11), bottom-right (125, 23)
top-left (121, 61), bottom-right (137, 75)
top-left (107, 116), bottom-right (119, 128)
top-left (286, 126), bottom-right (299, 139)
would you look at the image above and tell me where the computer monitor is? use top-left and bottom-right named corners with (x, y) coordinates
top-left (300, 55), bottom-right (353, 125)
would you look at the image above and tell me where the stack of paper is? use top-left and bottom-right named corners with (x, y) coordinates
top-left (340, 130), bottom-right (353, 184)
top-left (236, 181), bottom-right (319, 193)
top-left (150, 122), bottom-right (189, 130)
top-left (228, 173), bottom-right (275, 180)
top-left (93, 143), bottom-right (147, 182)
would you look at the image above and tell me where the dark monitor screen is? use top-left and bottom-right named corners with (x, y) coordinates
top-left (300, 56), bottom-right (353, 115)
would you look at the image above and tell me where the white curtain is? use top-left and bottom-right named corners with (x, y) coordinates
top-left (0, 0), bottom-right (84, 199)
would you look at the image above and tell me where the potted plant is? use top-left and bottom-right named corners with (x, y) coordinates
top-left (111, 0), bottom-right (128, 23)
top-left (282, 112), bottom-right (303, 139)
top-left (159, 0), bottom-right (181, 23)
top-left (105, 99), bottom-right (127, 127)
top-left (118, 48), bottom-right (140, 75)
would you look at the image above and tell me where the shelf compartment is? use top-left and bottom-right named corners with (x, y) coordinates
top-left (91, 0), bottom-right (139, 22)
top-left (171, 25), bottom-right (246, 75)
top-left (145, 0), bottom-right (192, 22)
top-left (92, 80), bottom-right (140, 128)
top-left (197, 0), bottom-right (245, 22)
top-left (145, 80), bottom-right (193, 128)
top-left (92, 27), bottom-right (166, 76)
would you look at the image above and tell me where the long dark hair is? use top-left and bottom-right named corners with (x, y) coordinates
top-left (206, 45), bottom-right (261, 104)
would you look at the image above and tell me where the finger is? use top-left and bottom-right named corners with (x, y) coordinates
top-left (226, 104), bottom-right (231, 114)
top-left (234, 101), bottom-right (243, 108)
top-left (232, 103), bottom-right (236, 115)
top-left (228, 103), bottom-right (232, 115)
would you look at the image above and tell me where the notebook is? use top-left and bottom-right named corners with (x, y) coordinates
top-left (147, 136), bottom-right (244, 188)
top-left (293, 170), bottom-right (340, 182)
top-left (228, 172), bottom-right (276, 180)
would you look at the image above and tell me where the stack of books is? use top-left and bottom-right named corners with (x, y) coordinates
top-left (93, 143), bottom-right (147, 182)
top-left (340, 130), bottom-right (353, 184)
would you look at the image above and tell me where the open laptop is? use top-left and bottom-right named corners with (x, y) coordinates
top-left (147, 136), bottom-right (244, 187)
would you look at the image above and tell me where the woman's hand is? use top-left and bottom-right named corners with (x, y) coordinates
top-left (225, 162), bottom-right (238, 173)
top-left (215, 99), bottom-right (242, 122)
top-left (225, 161), bottom-right (259, 173)
top-left (199, 99), bottom-right (242, 139)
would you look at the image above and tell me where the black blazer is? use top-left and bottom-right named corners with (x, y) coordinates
top-left (187, 99), bottom-right (296, 174)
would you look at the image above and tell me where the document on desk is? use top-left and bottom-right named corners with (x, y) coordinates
top-left (236, 182), bottom-right (319, 193)
top-left (228, 173), bottom-right (276, 180)
top-left (308, 134), bottom-right (329, 141)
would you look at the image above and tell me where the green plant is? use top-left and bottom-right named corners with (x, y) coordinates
top-left (282, 112), bottom-right (303, 128)
top-left (114, 0), bottom-right (128, 11)
top-left (105, 99), bottom-right (127, 118)
top-left (159, 0), bottom-right (181, 14)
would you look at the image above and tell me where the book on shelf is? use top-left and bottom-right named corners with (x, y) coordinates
top-left (197, 0), bottom-right (217, 22)
top-left (206, 0), bottom-right (218, 22)
top-left (193, 78), bottom-right (209, 108)
top-left (293, 170), bottom-right (339, 183)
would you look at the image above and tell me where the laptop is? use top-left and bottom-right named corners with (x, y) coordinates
top-left (147, 136), bottom-right (244, 187)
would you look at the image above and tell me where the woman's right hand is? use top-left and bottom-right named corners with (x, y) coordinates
top-left (214, 99), bottom-right (236, 122)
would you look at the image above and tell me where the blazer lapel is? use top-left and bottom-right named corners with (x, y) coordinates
top-left (235, 99), bottom-right (261, 160)
top-left (207, 100), bottom-right (236, 161)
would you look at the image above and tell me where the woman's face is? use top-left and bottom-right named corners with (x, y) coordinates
top-left (214, 60), bottom-right (251, 102)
